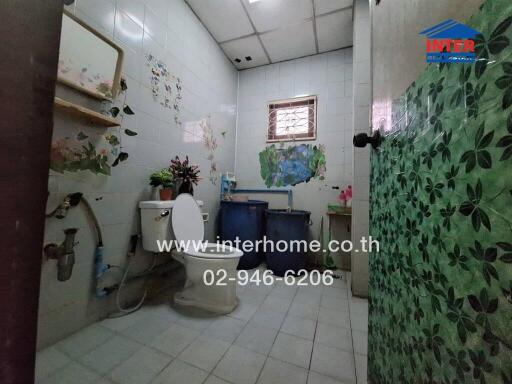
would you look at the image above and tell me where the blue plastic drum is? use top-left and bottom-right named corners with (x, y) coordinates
top-left (265, 209), bottom-right (311, 276)
top-left (218, 200), bottom-right (269, 269)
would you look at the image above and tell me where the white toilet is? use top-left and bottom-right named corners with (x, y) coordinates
top-left (139, 194), bottom-right (243, 314)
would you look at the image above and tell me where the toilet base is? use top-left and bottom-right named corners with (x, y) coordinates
top-left (174, 291), bottom-right (239, 314)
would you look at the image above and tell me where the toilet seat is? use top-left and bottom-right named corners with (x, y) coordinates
top-left (185, 243), bottom-right (243, 259)
top-left (171, 194), bottom-right (204, 243)
top-left (171, 194), bottom-right (242, 259)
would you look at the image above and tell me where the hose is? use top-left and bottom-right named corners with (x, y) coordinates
top-left (108, 238), bottom-right (157, 317)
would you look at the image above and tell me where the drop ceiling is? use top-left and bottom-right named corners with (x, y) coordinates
top-left (185, 0), bottom-right (354, 70)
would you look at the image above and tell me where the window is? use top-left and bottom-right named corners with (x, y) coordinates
top-left (267, 96), bottom-right (317, 142)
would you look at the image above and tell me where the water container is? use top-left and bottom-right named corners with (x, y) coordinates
top-left (265, 209), bottom-right (311, 276)
top-left (218, 200), bottom-right (269, 269)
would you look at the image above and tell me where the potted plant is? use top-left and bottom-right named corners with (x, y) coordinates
top-left (170, 156), bottom-right (200, 196)
top-left (150, 168), bottom-right (174, 200)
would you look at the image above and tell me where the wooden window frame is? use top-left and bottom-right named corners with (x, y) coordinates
top-left (267, 95), bottom-right (317, 143)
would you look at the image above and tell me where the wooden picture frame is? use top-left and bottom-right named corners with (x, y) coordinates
top-left (57, 11), bottom-right (124, 100)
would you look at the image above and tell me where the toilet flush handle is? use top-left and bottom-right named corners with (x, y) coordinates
top-left (155, 210), bottom-right (170, 222)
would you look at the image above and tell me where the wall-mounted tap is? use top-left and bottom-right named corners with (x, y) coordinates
top-left (44, 228), bottom-right (78, 281)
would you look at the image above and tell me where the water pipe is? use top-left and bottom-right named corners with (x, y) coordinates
top-left (220, 173), bottom-right (293, 209)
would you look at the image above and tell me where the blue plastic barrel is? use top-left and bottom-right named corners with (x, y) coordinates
top-left (265, 209), bottom-right (311, 276)
top-left (218, 200), bottom-right (269, 270)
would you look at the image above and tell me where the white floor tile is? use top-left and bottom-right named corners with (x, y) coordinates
top-left (178, 335), bottom-right (231, 372)
top-left (310, 343), bottom-right (355, 383)
top-left (315, 323), bottom-right (353, 352)
top-left (320, 296), bottom-right (349, 311)
top-left (280, 315), bottom-right (316, 341)
top-left (99, 310), bottom-right (149, 332)
top-left (41, 272), bottom-right (369, 384)
top-left (54, 324), bottom-right (114, 359)
top-left (355, 353), bottom-right (368, 384)
top-left (79, 336), bottom-right (142, 375)
top-left (150, 323), bottom-right (200, 356)
top-left (40, 362), bottom-right (100, 384)
top-left (257, 357), bottom-right (307, 384)
top-left (260, 296), bottom-right (292, 314)
top-left (349, 313), bottom-right (368, 332)
top-left (317, 307), bottom-right (350, 329)
top-left (35, 347), bottom-right (71, 381)
top-left (288, 301), bottom-right (319, 321)
top-left (249, 308), bottom-right (286, 330)
top-left (307, 371), bottom-right (346, 384)
top-left (152, 359), bottom-right (208, 384)
top-left (172, 309), bottom-right (216, 331)
top-left (108, 347), bottom-right (172, 384)
top-left (269, 333), bottom-right (313, 369)
top-left (227, 301), bottom-right (259, 321)
top-left (213, 345), bottom-right (266, 384)
top-left (204, 375), bottom-right (231, 384)
top-left (203, 316), bottom-right (247, 343)
top-left (322, 287), bottom-right (348, 300)
top-left (234, 323), bottom-right (279, 355)
top-left (352, 330), bottom-right (368, 356)
top-left (121, 315), bottom-right (172, 345)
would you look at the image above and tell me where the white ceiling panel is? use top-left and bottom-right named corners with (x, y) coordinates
top-left (186, 0), bottom-right (254, 42)
top-left (314, 0), bottom-right (353, 16)
top-left (316, 9), bottom-right (353, 52)
top-left (244, 0), bottom-right (313, 33)
top-left (260, 21), bottom-right (316, 63)
top-left (220, 35), bottom-right (270, 69)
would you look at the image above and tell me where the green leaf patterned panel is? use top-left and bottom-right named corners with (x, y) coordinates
top-left (368, 1), bottom-right (512, 383)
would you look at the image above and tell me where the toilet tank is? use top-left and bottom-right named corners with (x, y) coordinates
top-left (139, 200), bottom-right (203, 252)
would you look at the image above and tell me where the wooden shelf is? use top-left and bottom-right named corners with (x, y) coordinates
top-left (327, 207), bottom-right (352, 216)
top-left (54, 97), bottom-right (120, 127)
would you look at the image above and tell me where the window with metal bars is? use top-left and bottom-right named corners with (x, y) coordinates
top-left (267, 96), bottom-right (317, 142)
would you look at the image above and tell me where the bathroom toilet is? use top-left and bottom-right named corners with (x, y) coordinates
top-left (139, 194), bottom-right (243, 314)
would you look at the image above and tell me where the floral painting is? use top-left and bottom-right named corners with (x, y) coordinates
top-left (50, 137), bottom-right (110, 175)
top-left (259, 144), bottom-right (326, 187)
top-left (368, 1), bottom-right (512, 383)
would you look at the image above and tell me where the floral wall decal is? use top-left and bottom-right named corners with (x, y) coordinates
top-left (145, 53), bottom-right (183, 127)
top-left (50, 138), bottom-right (110, 175)
top-left (201, 116), bottom-right (219, 185)
top-left (368, 1), bottom-right (512, 383)
top-left (259, 144), bottom-right (326, 187)
top-left (58, 57), bottom-right (114, 99)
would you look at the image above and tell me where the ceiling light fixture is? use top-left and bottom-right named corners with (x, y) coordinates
top-left (248, 0), bottom-right (261, 3)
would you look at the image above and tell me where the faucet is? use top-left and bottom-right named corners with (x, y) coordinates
top-left (44, 228), bottom-right (78, 281)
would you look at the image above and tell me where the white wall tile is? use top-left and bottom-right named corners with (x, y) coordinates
top-left (40, 0), bottom-right (238, 349)
top-left (235, 48), bottom-right (354, 268)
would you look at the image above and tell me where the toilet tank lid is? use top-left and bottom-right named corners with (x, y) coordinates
top-left (139, 200), bottom-right (203, 209)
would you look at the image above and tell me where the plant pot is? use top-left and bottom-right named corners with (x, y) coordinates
top-left (178, 180), bottom-right (194, 196)
top-left (159, 188), bottom-right (173, 201)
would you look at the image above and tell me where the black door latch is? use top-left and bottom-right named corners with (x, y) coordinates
top-left (353, 131), bottom-right (382, 149)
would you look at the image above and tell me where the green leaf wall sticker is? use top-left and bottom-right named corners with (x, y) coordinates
top-left (368, 1), bottom-right (512, 383)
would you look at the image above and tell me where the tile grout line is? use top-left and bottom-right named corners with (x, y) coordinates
top-left (347, 274), bottom-right (360, 384)
top-left (252, 278), bottom-right (301, 384)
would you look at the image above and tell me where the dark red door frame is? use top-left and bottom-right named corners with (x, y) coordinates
top-left (0, 1), bottom-right (63, 383)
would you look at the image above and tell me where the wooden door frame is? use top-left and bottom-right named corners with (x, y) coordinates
top-left (0, 1), bottom-right (63, 383)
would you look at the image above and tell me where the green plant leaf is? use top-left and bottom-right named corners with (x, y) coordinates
top-left (110, 107), bottom-right (120, 117)
top-left (124, 129), bottom-right (138, 136)
top-left (123, 105), bottom-right (135, 115)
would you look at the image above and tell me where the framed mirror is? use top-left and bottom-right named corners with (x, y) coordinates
top-left (57, 11), bottom-right (123, 100)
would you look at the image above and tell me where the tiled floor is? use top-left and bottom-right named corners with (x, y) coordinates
top-left (36, 270), bottom-right (368, 384)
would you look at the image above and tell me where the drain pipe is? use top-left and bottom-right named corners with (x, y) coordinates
top-left (43, 228), bottom-right (78, 281)
top-left (220, 173), bottom-right (294, 209)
